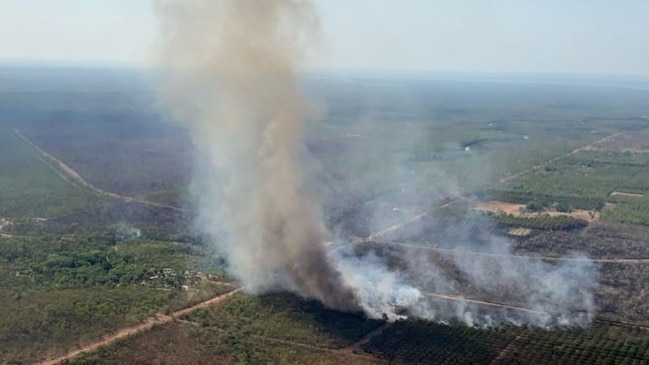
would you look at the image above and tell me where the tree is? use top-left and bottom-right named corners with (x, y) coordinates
top-left (526, 201), bottom-right (544, 212)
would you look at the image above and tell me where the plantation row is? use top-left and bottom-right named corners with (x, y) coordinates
top-left (362, 319), bottom-right (514, 364)
top-left (430, 209), bottom-right (589, 232)
top-left (488, 212), bottom-right (589, 231)
top-left (363, 320), bottom-right (649, 365)
top-left (500, 323), bottom-right (649, 365)
top-left (601, 195), bottom-right (649, 227)
top-left (470, 211), bottom-right (589, 231)
top-left (487, 150), bottom-right (649, 220)
top-left (616, 171), bottom-right (649, 194)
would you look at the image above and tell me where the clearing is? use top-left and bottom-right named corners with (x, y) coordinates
top-left (473, 200), bottom-right (599, 222)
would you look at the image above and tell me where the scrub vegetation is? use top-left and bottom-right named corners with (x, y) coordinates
top-left (2, 68), bottom-right (649, 364)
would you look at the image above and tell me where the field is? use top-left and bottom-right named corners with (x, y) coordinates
top-left (365, 320), bottom-right (649, 364)
top-left (2, 67), bottom-right (649, 364)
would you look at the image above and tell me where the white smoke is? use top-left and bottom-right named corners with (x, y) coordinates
top-left (155, 0), bottom-right (598, 328)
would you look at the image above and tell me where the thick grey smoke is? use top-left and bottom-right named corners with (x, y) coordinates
top-left (155, 0), bottom-right (359, 311)
top-left (155, 0), bottom-right (598, 327)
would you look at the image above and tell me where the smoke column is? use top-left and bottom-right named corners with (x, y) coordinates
top-left (155, 0), bottom-right (359, 311)
top-left (155, 0), bottom-right (597, 327)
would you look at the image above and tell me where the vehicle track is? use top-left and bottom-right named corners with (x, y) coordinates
top-left (363, 212), bottom-right (428, 241)
top-left (499, 132), bottom-right (622, 183)
top-left (353, 201), bottom-right (649, 265)
top-left (346, 322), bottom-right (393, 354)
top-left (366, 240), bottom-right (649, 264)
top-left (254, 336), bottom-right (386, 362)
top-left (203, 324), bottom-right (387, 362)
top-left (37, 288), bottom-right (242, 365)
top-left (490, 335), bottom-right (524, 365)
top-left (13, 129), bottom-right (189, 213)
top-left (421, 292), bottom-right (546, 315)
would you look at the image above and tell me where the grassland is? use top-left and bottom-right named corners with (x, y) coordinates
top-left (68, 322), bottom-right (382, 365)
top-left (0, 129), bottom-right (96, 218)
top-left (68, 293), bottom-right (384, 365)
top-left (0, 232), bottom-right (231, 364)
top-left (603, 194), bottom-right (649, 226)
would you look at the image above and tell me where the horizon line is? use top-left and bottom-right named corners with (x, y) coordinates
top-left (1, 58), bottom-right (649, 81)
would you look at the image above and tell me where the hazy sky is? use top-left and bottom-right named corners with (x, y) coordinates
top-left (1, 0), bottom-right (648, 76)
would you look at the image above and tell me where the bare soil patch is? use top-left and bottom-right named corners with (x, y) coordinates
top-left (474, 201), bottom-right (526, 215)
top-left (473, 201), bottom-right (600, 222)
top-left (0, 218), bottom-right (12, 231)
top-left (0, 218), bottom-right (14, 237)
top-left (610, 191), bottom-right (644, 198)
top-left (508, 228), bottom-right (532, 237)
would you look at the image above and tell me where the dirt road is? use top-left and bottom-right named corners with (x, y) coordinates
top-left (499, 133), bottom-right (623, 184)
top-left (490, 335), bottom-right (523, 365)
top-left (422, 292), bottom-right (546, 315)
top-left (610, 191), bottom-right (644, 198)
top-left (38, 288), bottom-right (242, 365)
top-left (363, 212), bottom-right (427, 241)
top-left (372, 241), bottom-right (649, 264)
top-left (346, 322), bottom-right (393, 354)
top-left (13, 129), bottom-right (189, 213)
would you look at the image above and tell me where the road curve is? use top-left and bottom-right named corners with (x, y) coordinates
top-left (13, 129), bottom-right (189, 213)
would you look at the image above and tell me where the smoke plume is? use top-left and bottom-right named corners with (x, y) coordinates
top-left (155, 0), bottom-right (359, 311)
top-left (155, 0), bottom-right (598, 327)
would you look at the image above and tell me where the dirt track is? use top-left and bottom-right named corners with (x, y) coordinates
top-left (13, 129), bottom-right (189, 213)
top-left (499, 133), bottom-right (622, 183)
top-left (37, 288), bottom-right (242, 365)
top-left (36, 286), bottom-right (387, 364)
top-left (346, 322), bottom-right (393, 357)
top-left (372, 240), bottom-right (649, 264)
top-left (422, 292), bottom-right (546, 315)
top-left (363, 212), bottom-right (427, 241)
top-left (610, 191), bottom-right (644, 198)
top-left (490, 335), bottom-right (523, 365)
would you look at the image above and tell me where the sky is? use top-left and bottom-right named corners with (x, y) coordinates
top-left (1, 0), bottom-right (648, 76)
